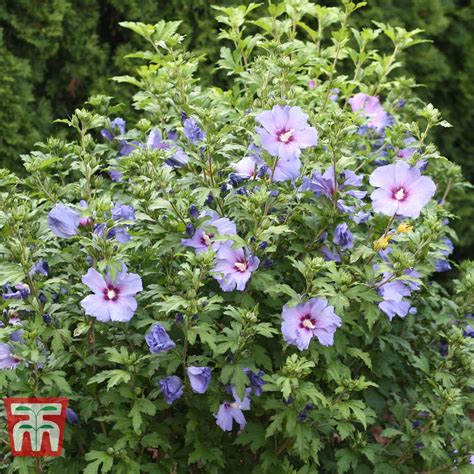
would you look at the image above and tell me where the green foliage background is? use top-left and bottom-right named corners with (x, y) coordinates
top-left (0, 0), bottom-right (473, 253)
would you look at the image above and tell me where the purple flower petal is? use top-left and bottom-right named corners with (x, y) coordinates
top-left (187, 366), bottom-right (211, 394)
top-left (48, 204), bottom-right (81, 238)
top-left (281, 298), bottom-right (342, 351)
top-left (256, 105), bottom-right (317, 161)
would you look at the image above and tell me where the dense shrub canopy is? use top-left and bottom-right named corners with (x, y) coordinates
top-left (1, 0), bottom-right (473, 257)
top-left (0, 1), bottom-right (473, 473)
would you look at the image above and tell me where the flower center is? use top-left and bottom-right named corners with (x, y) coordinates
top-left (278, 129), bottom-right (294, 143)
top-left (103, 284), bottom-right (120, 301)
top-left (201, 232), bottom-right (214, 246)
top-left (299, 315), bottom-right (316, 330)
top-left (234, 261), bottom-right (248, 272)
top-left (394, 188), bottom-right (406, 201)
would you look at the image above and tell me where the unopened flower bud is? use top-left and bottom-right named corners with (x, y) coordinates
top-left (373, 235), bottom-right (391, 251)
top-left (397, 223), bottom-right (413, 233)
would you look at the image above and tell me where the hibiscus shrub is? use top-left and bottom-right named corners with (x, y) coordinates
top-left (1, 1), bottom-right (473, 473)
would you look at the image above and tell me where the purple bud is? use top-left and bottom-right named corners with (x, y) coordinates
top-left (189, 205), bottom-right (199, 219)
top-left (66, 407), bottom-right (80, 425)
top-left (168, 129), bottom-right (178, 142)
top-left (220, 183), bottom-right (231, 195)
top-left (464, 325), bottom-right (474, 338)
top-left (183, 117), bottom-right (206, 144)
top-left (329, 88), bottom-right (340, 102)
top-left (79, 217), bottom-right (91, 227)
top-left (10, 330), bottom-right (24, 343)
top-left (229, 173), bottom-right (244, 187)
top-left (297, 411), bottom-right (308, 422)
top-left (145, 323), bottom-right (176, 354)
top-left (319, 231), bottom-right (328, 242)
top-left (109, 170), bottom-right (123, 182)
top-left (185, 223), bottom-right (194, 236)
top-left (333, 223), bottom-right (354, 249)
top-left (94, 223), bottom-right (107, 237)
top-left (2, 284), bottom-right (30, 300)
top-left (243, 368), bottom-right (265, 397)
top-left (18, 284), bottom-right (30, 299)
top-left (438, 341), bottom-right (448, 357)
top-left (101, 129), bottom-right (114, 141)
top-left (187, 366), bottom-right (212, 394)
top-left (29, 260), bottom-right (49, 278)
top-left (111, 203), bottom-right (135, 221)
top-left (159, 375), bottom-right (184, 404)
top-left (262, 258), bottom-right (273, 269)
top-left (257, 165), bottom-right (269, 179)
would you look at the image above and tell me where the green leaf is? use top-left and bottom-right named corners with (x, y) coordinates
top-left (379, 427), bottom-right (404, 438)
top-left (0, 262), bottom-right (24, 286)
top-left (111, 75), bottom-right (142, 87)
top-left (347, 347), bottom-right (372, 369)
top-left (231, 365), bottom-right (249, 401)
top-left (87, 370), bottom-right (131, 390)
top-left (336, 448), bottom-right (359, 473)
top-left (84, 451), bottom-right (114, 474)
top-left (119, 22), bottom-right (154, 40)
top-left (264, 283), bottom-right (300, 300)
top-left (233, 422), bottom-right (266, 450)
top-left (411, 355), bottom-right (430, 374)
top-left (361, 302), bottom-right (380, 330)
top-left (266, 412), bottom-right (286, 438)
top-left (130, 401), bottom-right (142, 434)
top-left (83, 460), bottom-right (101, 474)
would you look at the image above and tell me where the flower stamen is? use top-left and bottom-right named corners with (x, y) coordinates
top-left (300, 315), bottom-right (316, 330)
top-left (278, 129), bottom-right (294, 143)
top-left (201, 233), bottom-right (212, 246)
top-left (394, 188), bottom-right (406, 201)
top-left (103, 285), bottom-right (120, 301)
top-left (234, 261), bottom-right (248, 272)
